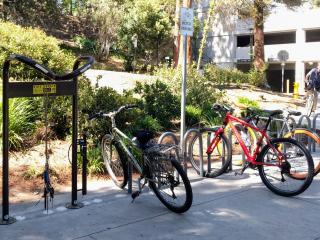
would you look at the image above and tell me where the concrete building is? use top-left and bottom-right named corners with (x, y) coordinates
top-left (195, 2), bottom-right (320, 94)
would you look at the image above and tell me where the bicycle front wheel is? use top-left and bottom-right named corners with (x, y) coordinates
top-left (146, 145), bottom-right (193, 213)
top-left (257, 138), bottom-right (314, 197)
top-left (284, 128), bottom-right (320, 177)
top-left (101, 134), bottom-right (128, 189)
top-left (188, 128), bottom-right (232, 178)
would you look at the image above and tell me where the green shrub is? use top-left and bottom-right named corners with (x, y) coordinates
top-left (237, 97), bottom-right (260, 109)
top-left (0, 98), bottom-right (37, 150)
top-left (130, 115), bottom-right (162, 133)
top-left (0, 21), bottom-right (75, 79)
top-left (204, 64), bottom-right (266, 87)
top-left (134, 80), bottom-right (180, 128)
top-left (186, 105), bottom-right (202, 127)
top-left (154, 64), bottom-right (224, 110)
top-left (87, 145), bottom-right (105, 175)
top-left (73, 35), bottom-right (98, 55)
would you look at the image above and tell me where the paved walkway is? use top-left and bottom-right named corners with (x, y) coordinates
top-left (84, 70), bottom-right (155, 93)
top-left (1, 167), bottom-right (320, 240)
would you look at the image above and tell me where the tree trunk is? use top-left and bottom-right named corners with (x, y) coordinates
top-left (253, 0), bottom-right (265, 72)
top-left (185, 0), bottom-right (192, 64)
top-left (173, 0), bottom-right (181, 67)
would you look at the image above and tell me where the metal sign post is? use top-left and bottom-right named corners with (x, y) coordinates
top-left (179, 7), bottom-right (193, 171)
top-left (281, 62), bottom-right (285, 93)
top-left (278, 50), bottom-right (289, 93)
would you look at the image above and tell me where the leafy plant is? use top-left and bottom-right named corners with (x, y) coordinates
top-left (237, 96), bottom-right (260, 109)
top-left (0, 21), bottom-right (75, 80)
top-left (0, 98), bottom-right (37, 150)
top-left (186, 105), bottom-right (202, 127)
top-left (87, 145), bottom-right (105, 175)
top-left (134, 80), bottom-right (180, 128)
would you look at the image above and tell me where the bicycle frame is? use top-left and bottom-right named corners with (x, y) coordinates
top-left (207, 112), bottom-right (283, 167)
top-left (112, 127), bottom-right (144, 174)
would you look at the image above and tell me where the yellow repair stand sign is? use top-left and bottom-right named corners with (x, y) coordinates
top-left (33, 84), bottom-right (57, 95)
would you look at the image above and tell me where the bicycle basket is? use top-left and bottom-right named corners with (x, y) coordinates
top-left (143, 144), bottom-right (180, 176)
top-left (144, 144), bottom-right (179, 164)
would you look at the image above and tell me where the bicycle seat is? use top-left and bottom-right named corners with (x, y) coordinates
top-left (264, 109), bottom-right (283, 117)
top-left (134, 130), bottom-right (154, 145)
top-left (287, 110), bottom-right (301, 117)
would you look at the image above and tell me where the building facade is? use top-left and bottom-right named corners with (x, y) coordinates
top-left (195, 2), bottom-right (320, 94)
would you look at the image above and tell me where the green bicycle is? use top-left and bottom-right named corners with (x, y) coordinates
top-left (89, 105), bottom-right (193, 213)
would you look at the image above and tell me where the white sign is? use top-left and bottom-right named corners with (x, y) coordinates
top-left (180, 8), bottom-right (194, 36)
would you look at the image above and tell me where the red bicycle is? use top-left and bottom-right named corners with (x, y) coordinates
top-left (188, 104), bottom-right (314, 197)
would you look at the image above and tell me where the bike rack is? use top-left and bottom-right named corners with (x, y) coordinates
top-left (312, 113), bottom-right (320, 152)
top-left (297, 115), bottom-right (312, 151)
top-left (1, 55), bottom-right (93, 224)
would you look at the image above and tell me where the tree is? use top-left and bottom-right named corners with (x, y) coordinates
top-left (88, 0), bottom-right (124, 61)
top-left (241, 0), bottom-right (304, 72)
top-left (196, 0), bottom-right (245, 70)
top-left (117, 0), bottom-right (172, 71)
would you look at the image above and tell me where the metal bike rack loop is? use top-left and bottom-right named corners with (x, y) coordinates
top-left (1, 54), bottom-right (94, 224)
top-left (297, 115), bottom-right (312, 151)
top-left (312, 113), bottom-right (320, 152)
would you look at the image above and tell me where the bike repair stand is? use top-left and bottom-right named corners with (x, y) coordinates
top-left (1, 55), bottom-right (93, 224)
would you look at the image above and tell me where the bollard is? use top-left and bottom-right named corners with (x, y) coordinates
top-left (293, 82), bottom-right (299, 99)
top-left (286, 79), bottom-right (290, 94)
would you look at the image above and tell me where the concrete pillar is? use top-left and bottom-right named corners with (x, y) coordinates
top-left (295, 28), bottom-right (306, 95)
top-left (295, 61), bottom-right (305, 95)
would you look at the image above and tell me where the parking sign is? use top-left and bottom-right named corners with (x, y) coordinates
top-left (180, 8), bottom-right (194, 36)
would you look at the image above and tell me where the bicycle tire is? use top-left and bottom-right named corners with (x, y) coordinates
top-left (188, 128), bottom-right (232, 178)
top-left (257, 138), bottom-right (314, 197)
top-left (305, 93), bottom-right (315, 117)
top-left (145, 145), bottom-right (193, 213)
top-left (284, 128), bottom-right (320, 176)
top-left (101, 134), bottom-right (128, 189)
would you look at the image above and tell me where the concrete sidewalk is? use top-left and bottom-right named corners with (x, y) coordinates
top-left (1, 168), bottom-right (320, 240)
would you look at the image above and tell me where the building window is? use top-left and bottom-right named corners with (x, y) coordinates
top-left (264, 31), bottom-right (296, 45)
top-left (306, 29), bottom-right (320, 42)
top-left (237, 35), bottom-right (253, 47)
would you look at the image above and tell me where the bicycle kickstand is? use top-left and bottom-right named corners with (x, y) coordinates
top-left (131, 176), bottom-right (147, 203)
top-left (234, 162), bottom-right (250, 176)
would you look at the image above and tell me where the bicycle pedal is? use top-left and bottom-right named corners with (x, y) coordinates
top-left (131, 191), bottom-right (140, 203)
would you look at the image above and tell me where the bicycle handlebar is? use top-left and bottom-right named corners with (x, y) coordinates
top-left (212, 103), bottom-right (233, 113)
top-left (88, 104), bottom-right (141, 121)
top-left (8, 54), bottom-right (94, 80)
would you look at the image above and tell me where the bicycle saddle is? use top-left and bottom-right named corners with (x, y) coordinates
top-left (263, 109), bottom-right (283, 117)
top-left (287, 110), bottom-right (301, 116)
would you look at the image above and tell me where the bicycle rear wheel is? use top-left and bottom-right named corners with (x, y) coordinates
top-left (257, 138), bottom-right (314, 197)
top-left (101, 134), bottom-right (128, 189)
top-left (284, 128), bottom-right (320, 177)
top-left (188, 128), bottom-right (232, 178)
top-left (146, 145), bottom-right (193, 213)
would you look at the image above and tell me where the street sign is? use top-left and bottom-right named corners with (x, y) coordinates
top-left (180, 7), bottom-right (193, 36)
top-left (278, 50), bottom-right (289, 62)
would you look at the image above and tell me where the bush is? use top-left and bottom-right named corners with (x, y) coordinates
top-left (154, 64), bottom-right (224, 111)
top-left (186, 105), bottom-right (202, 127)
top-left (204, 64), bottom-right (266, 87)
top-left (134, 80), bottom-right (180, 128)
top-left (0, 21), bottom-right (75, 79)
top-left (0, 98), bottom-right (37, 150)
